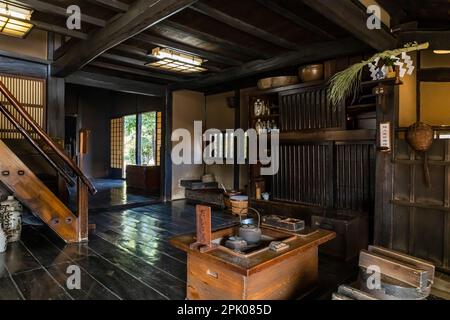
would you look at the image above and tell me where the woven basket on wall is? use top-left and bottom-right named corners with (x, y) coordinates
top-left (406, 122), bottom-right (434, 152)
top-left (406, 122), bottom-right (434, 187)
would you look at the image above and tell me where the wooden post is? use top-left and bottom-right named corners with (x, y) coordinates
top-left (136, 113), bottom-right (142, 165)
top-left (189, 205), bottom-right (218, 253)
top-left (233, 89), bottom-right (240, 191)
top-left (162, 87), bottom-right (173, 201)
top-left (77, 129), bottom-right (90, 242)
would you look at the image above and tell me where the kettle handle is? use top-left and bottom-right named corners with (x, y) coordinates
top-left (239, 207), bottom-right (261, 229)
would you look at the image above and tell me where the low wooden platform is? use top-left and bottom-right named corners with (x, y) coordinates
top-left (0, 201), bottom-right (356, 300)
top-left (171, 226), bottom-right (335, 300)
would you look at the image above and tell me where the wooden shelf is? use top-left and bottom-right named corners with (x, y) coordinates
top-left (247, 80), bottom-right (326, 96)
top-left (361, 78), bottom-right (403, 87)
top-left (347, 103), bottom-right (376, 112)
top-left (275, 129), bottom-right (376, 143)
top-left (251, 114), bottom-right (280, 120)
top-left (391, 200), bottom-right (450, 212)
top-left (397, 125), bottom-right (450, 132)
top-left (394, 159), bottom-right (450, 166)
top-left (359, 94), bottom-right (376, 101)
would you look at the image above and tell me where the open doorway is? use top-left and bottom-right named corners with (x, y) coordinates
top-left (109, 111), bottom-right (162, 205)
top-left (64, 115), bottom-right (77, 158)
top-left (123, 114), bottom-right (137, 175)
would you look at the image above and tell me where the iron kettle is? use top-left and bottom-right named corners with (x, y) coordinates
top-left (238, 208), bottom-right (262, 245)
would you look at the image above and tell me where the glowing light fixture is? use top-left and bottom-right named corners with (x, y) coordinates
top-left (433, 50), bottom-right (450, 55)
top-left (0, 2), bottom-right (33, 38)
top-left (148, 47), bottom-right (207, 73)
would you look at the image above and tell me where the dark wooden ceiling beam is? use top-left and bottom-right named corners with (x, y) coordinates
top-left (65, 70), bottom-right (165, 96)
top-left (418, 68), bottom-right (450, 82)
top-left (256, 0), bottom-right (336, 40)
top-left (52, 32), bottom-right (152, 62)
top-left (17, 0), bottom-right (105, 27)
top-left (114, 44), bottom-right (153, 60)
top-left (162, 20), bottom-right (271, 59)
top-left (102, 52), bottom-right (154, 66)
top-left (398, 31), bottom-right (450, 49)
top-left (174, 37), bottom-right (370, 89)
top-left (91, 60), bottom-right (185, 82)
top-left (85, 0), bottom-right (129, 13)
top-left (52, 0), bottom-right (198, 77)
top-left (190, 2), bottom-right (302, 50)
top-left (31, 19), bottom-right (88, 39)
top-left (301, 0), bottom-right (396, 51)
top-left (134, 33), bottom-right (242, 66)
top-left (375, 0), bottom-right (408, 27)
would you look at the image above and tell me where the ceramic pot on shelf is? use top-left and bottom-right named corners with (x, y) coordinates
top-left (0, 227), bottom-right (7, 253)
top-left (0, 196), bottom-right (23, 243)
top-left (299, 64), bottom-right (324, 82)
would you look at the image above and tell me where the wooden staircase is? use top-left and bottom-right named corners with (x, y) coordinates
top-left (0, 81), bottom-right (96, 243)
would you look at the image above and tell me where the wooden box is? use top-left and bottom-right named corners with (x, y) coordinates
top-left (126, 165), bottom-right (160, 195)
top-left (187, 245), bottom-right (318, 300)
top-left (185, 189), bottom-right (225, 209)
top-left (311, 211), bottom-right (368, 261)
top-left (171, 226), bottom-right (335, 300)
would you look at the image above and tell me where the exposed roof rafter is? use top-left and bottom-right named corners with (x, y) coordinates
top-left (65, 70), bottom-right (166, 96)
top-left (301, 0), bottom-right (397, 51)
top-left (162, 20), bottom-right (271, 59)
top-left (85, 0), bottom-right (130, 13)
top-left (190, 2), bottom-right (303, 50)
top-left (52, 0), bottom-right (199, 77)
top-left (256, 0), bottom-right (337, 40)
top-left (16, 0), bottom-right (106, 27)
top-left (175, 37), bottom-right (370, 90)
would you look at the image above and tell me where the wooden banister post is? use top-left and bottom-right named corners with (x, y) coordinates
top-left (77, 129), bottom-right (90, 242)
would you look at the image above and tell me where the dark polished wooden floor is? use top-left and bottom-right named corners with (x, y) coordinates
top-left (69, 179), bottom-right (161, 212)
top-left (0, 201), bottom-right (357, 300)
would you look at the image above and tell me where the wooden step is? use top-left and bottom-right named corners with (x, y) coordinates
top-left (0, 140), bottom-right (80, 243)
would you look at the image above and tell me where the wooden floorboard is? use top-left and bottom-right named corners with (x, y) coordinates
top-left (88, 235), bottom-right (186, 299)
top-left (20, 228), bottom-right (74, 267)
top-left (2, 242), bottom-right (42, 275)
top-left (0, 273), bottom-right (23, 300)
top-left (0, 200), bottom-right (356, 300)
top-left (12, 268), bottom-right (71, 300)
top-left (47, 262), bottom-right (121, 300)
top-left (74, 255), bottom-right (167, 300)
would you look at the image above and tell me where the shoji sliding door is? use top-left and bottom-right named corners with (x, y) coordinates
top-left (0, 74), bottom-right (46, 139)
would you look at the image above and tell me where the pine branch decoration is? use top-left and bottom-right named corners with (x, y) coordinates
top-left (328, 42), bottom-right (430, 107)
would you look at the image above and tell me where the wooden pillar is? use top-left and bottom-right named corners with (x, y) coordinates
top-left (47, 77), bottom-right (65, 138)
top-left (162, 88), bottom-right (173, 201)
top-left (136, 113), bottom-right (142, 165)
top-left (77, 129), bottom-right (90, 242)
top-left (47, 32), bottom-right (66, 139)
top-left (233, 89), bottom-right (241, 191)
top-left (416, 51), bottom-right (422, 121)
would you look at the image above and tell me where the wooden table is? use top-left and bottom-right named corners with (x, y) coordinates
top-left (171, 226), bottom-right (335, 300)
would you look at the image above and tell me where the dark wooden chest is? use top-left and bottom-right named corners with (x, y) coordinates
top-left (311, 211), bottom-right (368, 261)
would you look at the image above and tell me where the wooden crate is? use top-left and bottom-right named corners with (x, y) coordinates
top-left (187, 247), bottom-right (318, 300)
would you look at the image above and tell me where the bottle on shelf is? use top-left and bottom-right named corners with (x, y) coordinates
top-left (255, 119), bottom-right (263, 135)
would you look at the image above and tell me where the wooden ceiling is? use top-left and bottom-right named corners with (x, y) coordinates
top-left (11, 0), bottom-right (407, 91)
top-left (377, 0), bottom-right (450, 29)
